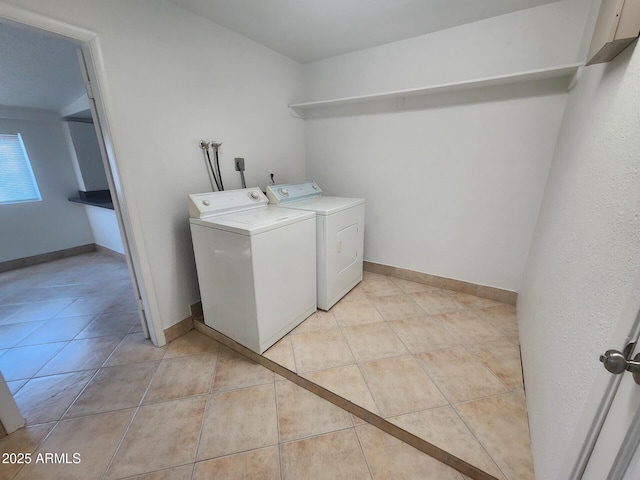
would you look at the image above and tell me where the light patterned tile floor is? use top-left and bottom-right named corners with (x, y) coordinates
top-left (0, 253), bottom-right (470, 480)
top-left (265, 271), bottom-right (534, 480)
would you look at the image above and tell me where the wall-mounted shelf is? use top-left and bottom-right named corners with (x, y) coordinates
top-left (289, 63), bottom-right (582, 118)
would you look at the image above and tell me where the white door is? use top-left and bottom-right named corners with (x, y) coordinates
top-left (569, 268), bottom-right (640, 479)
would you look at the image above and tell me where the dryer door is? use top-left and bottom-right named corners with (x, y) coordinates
top-left (337, 223), bottom-right (359, 273)
top-left (321, 203), bottom-right (365, 310)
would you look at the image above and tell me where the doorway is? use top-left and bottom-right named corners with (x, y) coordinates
top-left (0, 15), bottom-right (162, 427)
top-left (0, 17), bottom-right (159, 345)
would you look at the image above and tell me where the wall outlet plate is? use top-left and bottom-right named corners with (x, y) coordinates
top-left (234, 158), bottom-right (245, 171)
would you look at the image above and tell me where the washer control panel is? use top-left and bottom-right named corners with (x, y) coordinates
top-left (188, 187), bottom-right (267, 219)
top-left (266, 181), bottom-right (322, 204)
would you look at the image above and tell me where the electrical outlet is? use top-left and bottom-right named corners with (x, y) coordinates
top-left (234, 158), bottom-right (245, 171)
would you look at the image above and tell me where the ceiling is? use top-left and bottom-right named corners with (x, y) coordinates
top-left (0, 1), bottom-right (561, 111)
top-left (0, 21), bottom-right (86, 112)
top-left (167, 0), bottom-right (561, 63)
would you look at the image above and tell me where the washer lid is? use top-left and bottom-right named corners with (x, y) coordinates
top-left (277, 195), bottom-right (365, 216)
top-left (190, 205), bottom-right (315, 235)
top-left (266, 181), bottom-right (322, 204)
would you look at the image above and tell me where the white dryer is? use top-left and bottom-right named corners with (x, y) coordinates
top-left (266, 181), bottom-right (365, 310)
top-left (188, 187), bottom-right (317, 354)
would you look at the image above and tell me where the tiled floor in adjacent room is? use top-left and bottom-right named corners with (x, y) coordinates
top-left (0, 253), bottom-right (479, 480)
top-left (263, 271), bottom-right (534, 480)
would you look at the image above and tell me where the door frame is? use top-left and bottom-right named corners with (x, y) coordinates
top-left (0, 3), bottom-right (166, 346)
top-left (0, 372), bottom-right (24, 435)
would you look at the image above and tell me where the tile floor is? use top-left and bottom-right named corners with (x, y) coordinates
top-left (263, 272), bottom-right (534, 480)
top-left (0, 253), bottom-right (481, 480)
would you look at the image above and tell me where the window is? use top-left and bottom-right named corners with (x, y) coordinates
top-left (0, 133), bottom-right (41, 205)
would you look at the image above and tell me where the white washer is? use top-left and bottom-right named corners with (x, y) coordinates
top-left (188, 187), bottom-right (317, 354)
top-left (266, 181), bottom-right (365, 310)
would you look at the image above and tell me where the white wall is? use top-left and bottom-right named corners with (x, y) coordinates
top-left (0, 0), bottom-right (305, 334)
top-left (306, 96), bottom-right (566, 290)
top-left (518, 42), bottom-right (640, 479)
top-left (84, 205), bottom-right (124, 254)
top-left (0, 107), bottom-right (94, 262)
top-left (63, 120), bottom-right (108, 191)
top-left (303, 0), bottom-right (592, 292)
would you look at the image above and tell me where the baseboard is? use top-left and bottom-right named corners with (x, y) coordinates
top-left (363, 261), bottom-right (517, 306)
top-left (193, 321), bottom-right (496, 480)
top-left (162, 301), bottom-right (203, 344)
top-left (94, 244), bottom-right (126, 261)
top-left (163, 315), bottom-right (194, 343)
top-left (0, 244), bottom-right (96, 273)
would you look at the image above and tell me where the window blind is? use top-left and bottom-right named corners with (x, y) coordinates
top-left (0, 133), bottom-right (42, 205)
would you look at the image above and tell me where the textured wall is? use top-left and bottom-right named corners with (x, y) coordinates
top-left (518, 42), bottom-right (640, 479)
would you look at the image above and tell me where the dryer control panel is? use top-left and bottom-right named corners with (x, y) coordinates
top-left (266, 181), bottom-right (322, 204)
top-left (188, 188), bottom-right (267, 218)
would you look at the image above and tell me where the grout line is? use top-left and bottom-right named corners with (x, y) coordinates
top-left (278, 442), bottom-right (284, 480)
top-left (273, 375), bottom-right (282, 443)
top-left (98, 394), bottom-right (210, 480)
top-left (451, 388), bottom-right (526, 407)
top-left (33, 337), bottom-right (76, 364)
top-left (410, 345), bottom-right (453, 406)
top-left (108, 462), bottom-right (194, 480)
top-left (134, 349), bottom-right (167, 407)
top-left (99, 407), bottom-right (138, 480)
top-left (352, 423), bottom-right (375, 479)
top-left (99, 352), bottom-right (164, 480)
top-left (331, 292), bottom-right (386, 416)
top-left (8, 420), bottom-right (61, 480)
top-left (460, 343), bottom-right (514, 393)
top-left (288, 322), bottom-right (302, 374)
top-left (204, 348), bottom-right (221, 395)
top-left (192, 389), bottom-right (214, 469)
top-left (449, 402), bottom-right (510, 480)
top-left (194, 443), bottom-right (282, 469)
top-left (337, 319), bottom-right (358, 364)
top-left (277, 424), bottom-right (361, 447)
top-left (56, 368), bottom-right (102, 420)
top-left (271, 379), bottom-right (285, 480)
top-left (195, 439), bottom-right (282, 467)
top-left (354, 361), bottom-right (384, 418)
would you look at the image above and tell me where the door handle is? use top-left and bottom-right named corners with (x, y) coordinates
top-left (600, 343), bottom-right (640, 385)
